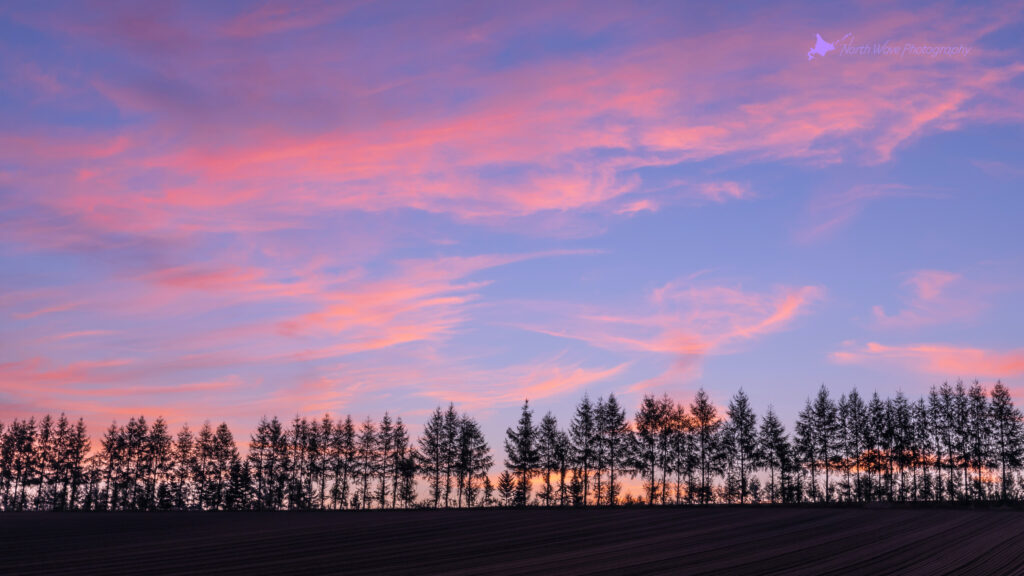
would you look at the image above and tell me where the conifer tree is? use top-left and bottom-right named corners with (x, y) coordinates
top-left (331, 416), bottom-right (356, 509)
top-left (570, 394), bottom-right (597, 505)
top-left (442, 405), bottom-right (460, 507)
top-left (496, 470), bottom-right (516, 506)
top-left (171, 424), bottom-right (196, 510)
top-left (355, 417), bottom-right (377, 509)
top-left (390, 417), bottom-right (410, 508)
top-left (455, 414), bottom-right (491, 507)
top-left (811, 385), bottom-right (839, 502)
top-left (634, 394), bottom-right (666, 505)
top-left (418, 407), bottom-right (446, 508)
top-left (726, 389), bottom-right (759, 504)
top-left (991, 381), bottom-right (1023, 501)
top-left (377, 413), bottom-right (394, 508)
top-left (146, 417), bottom-right (173, 510)
top-left (536, 412), bottom-right (561, 506)
top-left (597, 394), bottom-right (629, 506)
top-left (759, 406), bottom-right (788, 504)
top-left (504, 400), bottom-right (539, 506)
top-left (690, 389), bottom-right (721, 505)
top-left (66, 418), bottom-right (90, 510)
top-left (397, 449), bottom-right (419, 508)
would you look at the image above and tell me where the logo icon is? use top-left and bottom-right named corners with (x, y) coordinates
top-left (807, 33), bottom-right (851, 61)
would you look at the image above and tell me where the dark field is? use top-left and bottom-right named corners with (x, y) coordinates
top-left (3, 507), bottom-right (1024, 575)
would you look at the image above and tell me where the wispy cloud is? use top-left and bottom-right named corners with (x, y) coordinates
top-left (223, 0), bottom-right (366, 37)
top-left (698, 181), bottom-right (751, 203)
top-left (13, 302), bottom-right (81, 319)
top-left (832, 341), bottom-right (1024, 379)
top-left (872, 269), bottom-right (985, 329)
top-left (513, 280), bottom-right (824, 390)
top-left (794, 185), bottom-right (938, 242)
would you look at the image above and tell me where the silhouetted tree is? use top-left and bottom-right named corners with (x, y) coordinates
top-left (354, 417), bottom-right (377, 509)
top-left (455, 414), bottom-right (492, 507)
top-left (759, 406), bottom-right (788, 504)
top-left (34, 415), bottom-right (55, 511)
top-left (597, 394), bottom-right (629, 506)
top-left (991, 381), bottom-right (1023, 501)
top-left (65, 418), bottom-right (90, 510)
top-left (690, 389), bottom-right (721, 505)
top-left (331, 416), bottom-right (356, 509)
top-left (390, 417), bottom-right (410, 508)
top-left (418, 407), bottom-right (446, 508)
top-left (912, 397), bottom-right (933, 501)
top-left (198, 422), bottom-right (237, 510)
top-left (953, 381), bottom-right (974, 502)
top-left (312, 414), bottom-right (333, 510)
top-left (570, 394), bottom-right (597, 505)
top-left (668, 404), bottom-right (694, 504)
top-left (634, 394), bottom-right (674, 505)
top-left (286, 416), bottom-right (312, 510)
top-left (934, 383), bottom-right (962, 501)
top-left (536, 412), bottom-right (561, 506)
top-left (171, 424), bottom-right (196, 510)
top-left (967, 381), bottom-right (993, 500)
top-left (483, 474), bottom-right (495, 507)
top-left (441, 405), bottom-right (459, 507)
top-left (841, 390), bottom-right (868, 502)
top-left (146, 417), bottom-right (172, 510)
top-left (553, 426), bottom-right (571, 506)
top-left (885, 392), bottom-right (906, 500)
top-left (248, 416), bottom-right (288, 510)
top-left (397, 449), bottom-right (418, 508)
top-left (2, 419), bottom-right (37, 511)
top-left (226, 459), bottom-right (253, 510)
top-left (122, 416), bottom-right (148, 509)
top-left (497, 470), bottom-right (515, 506)
top-left (812, 385), bottom-right (839, 502)
top-left (725, 390), bottom-right (759, 504)
top-left (98, 421), bottom-right (122, 511)
top-left (376, 413), bottom-right (394, 508)
top-left (505, 400), bottom-right (539, 506)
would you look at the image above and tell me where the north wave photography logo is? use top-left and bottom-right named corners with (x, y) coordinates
top-left (807, 32), bottom-right (974, 61)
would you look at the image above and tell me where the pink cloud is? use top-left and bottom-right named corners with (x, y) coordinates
top-left (417, 360), bottom-right (631, 409)
top-left (513, 281), bottom-right (824, 390)
top-left (872, 269), bottom-right (986, 329)
top-left (906, 270), bottom-right (959, 301)
top-left (698, 181), bottom-right (751, 203)
top-left (615, 199), bottom-right (659, 215)
top-left (13, 302), bottom-right (81, 320)
top-left (973, 159), bottom-right (1024, 179)
top-left (795, 185), bottom-right (939, 242)
top-left (832, 341), bottom-right (1024, 379)
top-left (1, 1), bottom-right (1018, 257)
top-left (146, 265), bottom-right (265, 291)
top-left (0, 249), bottom-right (593, 426)
top-left (52, 330), bottom-right (116, 341)
top-left (223, 1), bottom-right (365, 37)
top-left (236, 351), bottom-right (630, 417)
top-left (276, 251), bottom-right (586, 351)
top-left (9, 59), bottom-right (65, 97)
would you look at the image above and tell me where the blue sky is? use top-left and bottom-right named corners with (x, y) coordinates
top-left (1, 0), bottom-right (1022, 445)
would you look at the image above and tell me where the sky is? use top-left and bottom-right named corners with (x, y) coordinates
top-left (1, 0), bottom-right (1023, 447)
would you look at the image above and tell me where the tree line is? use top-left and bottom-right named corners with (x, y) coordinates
top-left (0, 406), bottom-right (489, 511)
top-left (1, 380), bottom-right (1022, 510)
top-left (502, 380), bottom-right (1024, 506)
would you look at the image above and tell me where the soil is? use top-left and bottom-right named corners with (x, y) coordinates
top-left (3, 506), bottom-right (1023, 575)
